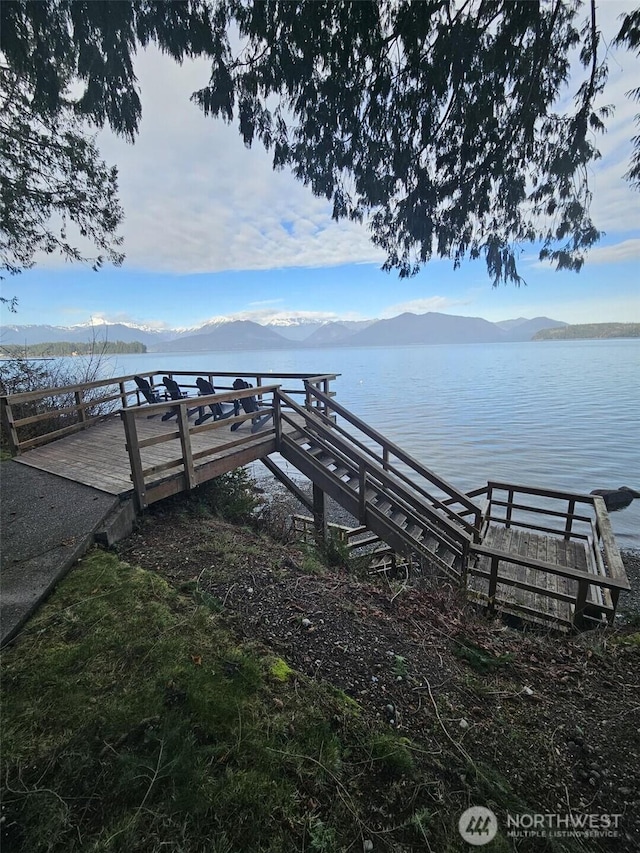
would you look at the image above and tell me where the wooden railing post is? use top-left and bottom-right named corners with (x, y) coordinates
top-left (359, 466), bottom-right (368, 523)
top-left (273, 392), bottom-right (282, 448)
top-left (574, 579), bottom-right (589, 629)
top-left (323, 378), bottom-right (330, 417)
top-left (120, 380), bottom-right (128, 408)
top-left (75, 389), bottom-right (87, 427)
top-left (473, 507), bottom-right (482, 543)
top-left (505, 488), bottom-right (514, 529)
top-left (176, 403), bottom-right (196, 491)
top-left (488, 555), bottom-right (499, 614)
top-left (121, 409), bottom-right (146, 509)
top-left (564, 499), bottom-right (575, 541)
top-left (0, 397), bottom-right (20, 455)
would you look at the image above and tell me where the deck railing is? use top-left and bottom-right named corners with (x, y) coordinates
top-left (0, 370), bottom-right (339, 456)
top-left (1, 374), bottom-right (131, 453)
top-left (121, 384), bottom-right (279, 507)
top-left (468, 482), bottom-right (630, 626)
top-left (115, 373), bottom-right (338, 508)
top-left (298, 382), bottom-right (483, 539)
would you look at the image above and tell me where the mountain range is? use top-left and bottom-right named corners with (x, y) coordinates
top-left (0, 313), bottom-right (567, 351)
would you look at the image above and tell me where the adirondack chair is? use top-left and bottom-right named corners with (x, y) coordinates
top-left (230, 378), bottom-right (274, 433)
top-left (194, 378), bottom-right (238, 426)
top-left (161, 376), bottom-right (199, 421)
top-left (134, 376), bottom-right (165, 417)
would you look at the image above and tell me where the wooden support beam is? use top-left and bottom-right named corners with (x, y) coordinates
top-left (313, 482), bottom-right (327, 546)
top-left (120, 409), bottom-right (147, 510)
top-left (260, 457), bottom-right (312, 513)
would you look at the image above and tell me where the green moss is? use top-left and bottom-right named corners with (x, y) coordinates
top-left (368, 732), bottom-right (415, 778)
top-left (269, 657), bottom-right (295, 682)
top-left (611, 631), bottom-right (640, 646)
top-left (1, 550), bottom-right (393, 852)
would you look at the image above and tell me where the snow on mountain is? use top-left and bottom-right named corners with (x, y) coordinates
top-left (1, 315), bottom-right (568, 350)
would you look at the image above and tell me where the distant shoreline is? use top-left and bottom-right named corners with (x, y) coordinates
top-left (533, 322), bottom-right (640, 341)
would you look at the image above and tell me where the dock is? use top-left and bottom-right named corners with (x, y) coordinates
top-left (1, 369), bottom-right (630, 631)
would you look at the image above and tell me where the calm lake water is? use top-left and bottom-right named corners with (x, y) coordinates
top-left (108, 339), bottom-right (640, 549)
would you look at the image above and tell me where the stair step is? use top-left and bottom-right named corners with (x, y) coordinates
top-left (405, 524), bottom-right (423, 539)
top-left (315, 453), bottom-right (336, 467)
top-left (307, 445), bottom-right (326, 457)
top-left (332, 466), bottom-right (350, 480)
top-left (377, 499), bottom-right (392, 514)
top-left (437, 548), bottom-right (458, 567)
top-left (422, 536), bottom-right (439, 553)
top-left (389, 510), bottom-right (407, 526)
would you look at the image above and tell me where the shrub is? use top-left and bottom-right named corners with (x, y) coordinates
top-left (0, 345), bottom-right (117, 453)
top-left (167, 469), bottom-right (259, 523)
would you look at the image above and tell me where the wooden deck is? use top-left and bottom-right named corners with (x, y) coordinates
top-left (468, 525), bottom-right (593, 628)
top-left (15, 410), bottom-right (304, 501)
top-left (1, 370), bottom-right (331, 508)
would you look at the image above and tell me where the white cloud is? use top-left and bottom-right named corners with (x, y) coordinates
top-left (92, 50), bottom-right (385, 276)
top-left (583, 238), bottom-right (640, 264)
top-left (30, 13), bottom-right (639, 277)
top-left (529, 236), bottom-right (640, 269)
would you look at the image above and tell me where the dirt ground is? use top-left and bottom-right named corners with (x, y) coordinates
top-left (117, 504), bottom-right (640, 851)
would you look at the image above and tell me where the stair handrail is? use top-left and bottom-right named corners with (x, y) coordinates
top-left (280, 404), bottom-right (470, 556)
top-left (299, 383), bottom-right (482, 533)
top-left (285, 402), bottom-right (476, 536)
top-left (278, 390), bottom-right (477, 543)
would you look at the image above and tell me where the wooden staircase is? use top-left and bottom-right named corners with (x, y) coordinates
top-left (276, 390), bottom-right (483, 581)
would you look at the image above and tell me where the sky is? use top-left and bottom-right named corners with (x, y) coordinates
top-left (2, 2), bottom-right (639, 331)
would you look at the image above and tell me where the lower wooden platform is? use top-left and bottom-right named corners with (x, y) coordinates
top-left (468, 525), bottom-right (603, 628)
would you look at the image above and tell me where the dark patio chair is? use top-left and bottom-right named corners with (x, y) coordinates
top-left (134, 376), bottom-right (165, 417)
top-left (230, 378), bottom-right (274, 433)
top-left (161, 376), bottom-right (199, 422)
top-left (194, 378), bottom-right (239, 426)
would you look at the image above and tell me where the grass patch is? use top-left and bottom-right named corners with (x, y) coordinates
top-left (453, 641), bottom-right (514, 673)
top-left (1, 551), bottom-right (325, 851)
top-left (367, 732), bottom-right (415, 778)
top-left (2, 545), bottom-right (609, 852)
top-left (3, 549), bottom-right (452, 852)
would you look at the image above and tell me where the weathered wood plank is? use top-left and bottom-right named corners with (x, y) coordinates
top-left (16, 411), bottom-right (303, 498)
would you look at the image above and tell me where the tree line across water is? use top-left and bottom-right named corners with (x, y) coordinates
top-left (0, 341), bottom-right (147, 358)
top-left (533, 323), bottom-right (640, 341)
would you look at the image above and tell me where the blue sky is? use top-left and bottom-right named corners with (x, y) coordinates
top-left (1, 3), bottom-right (639, 331)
